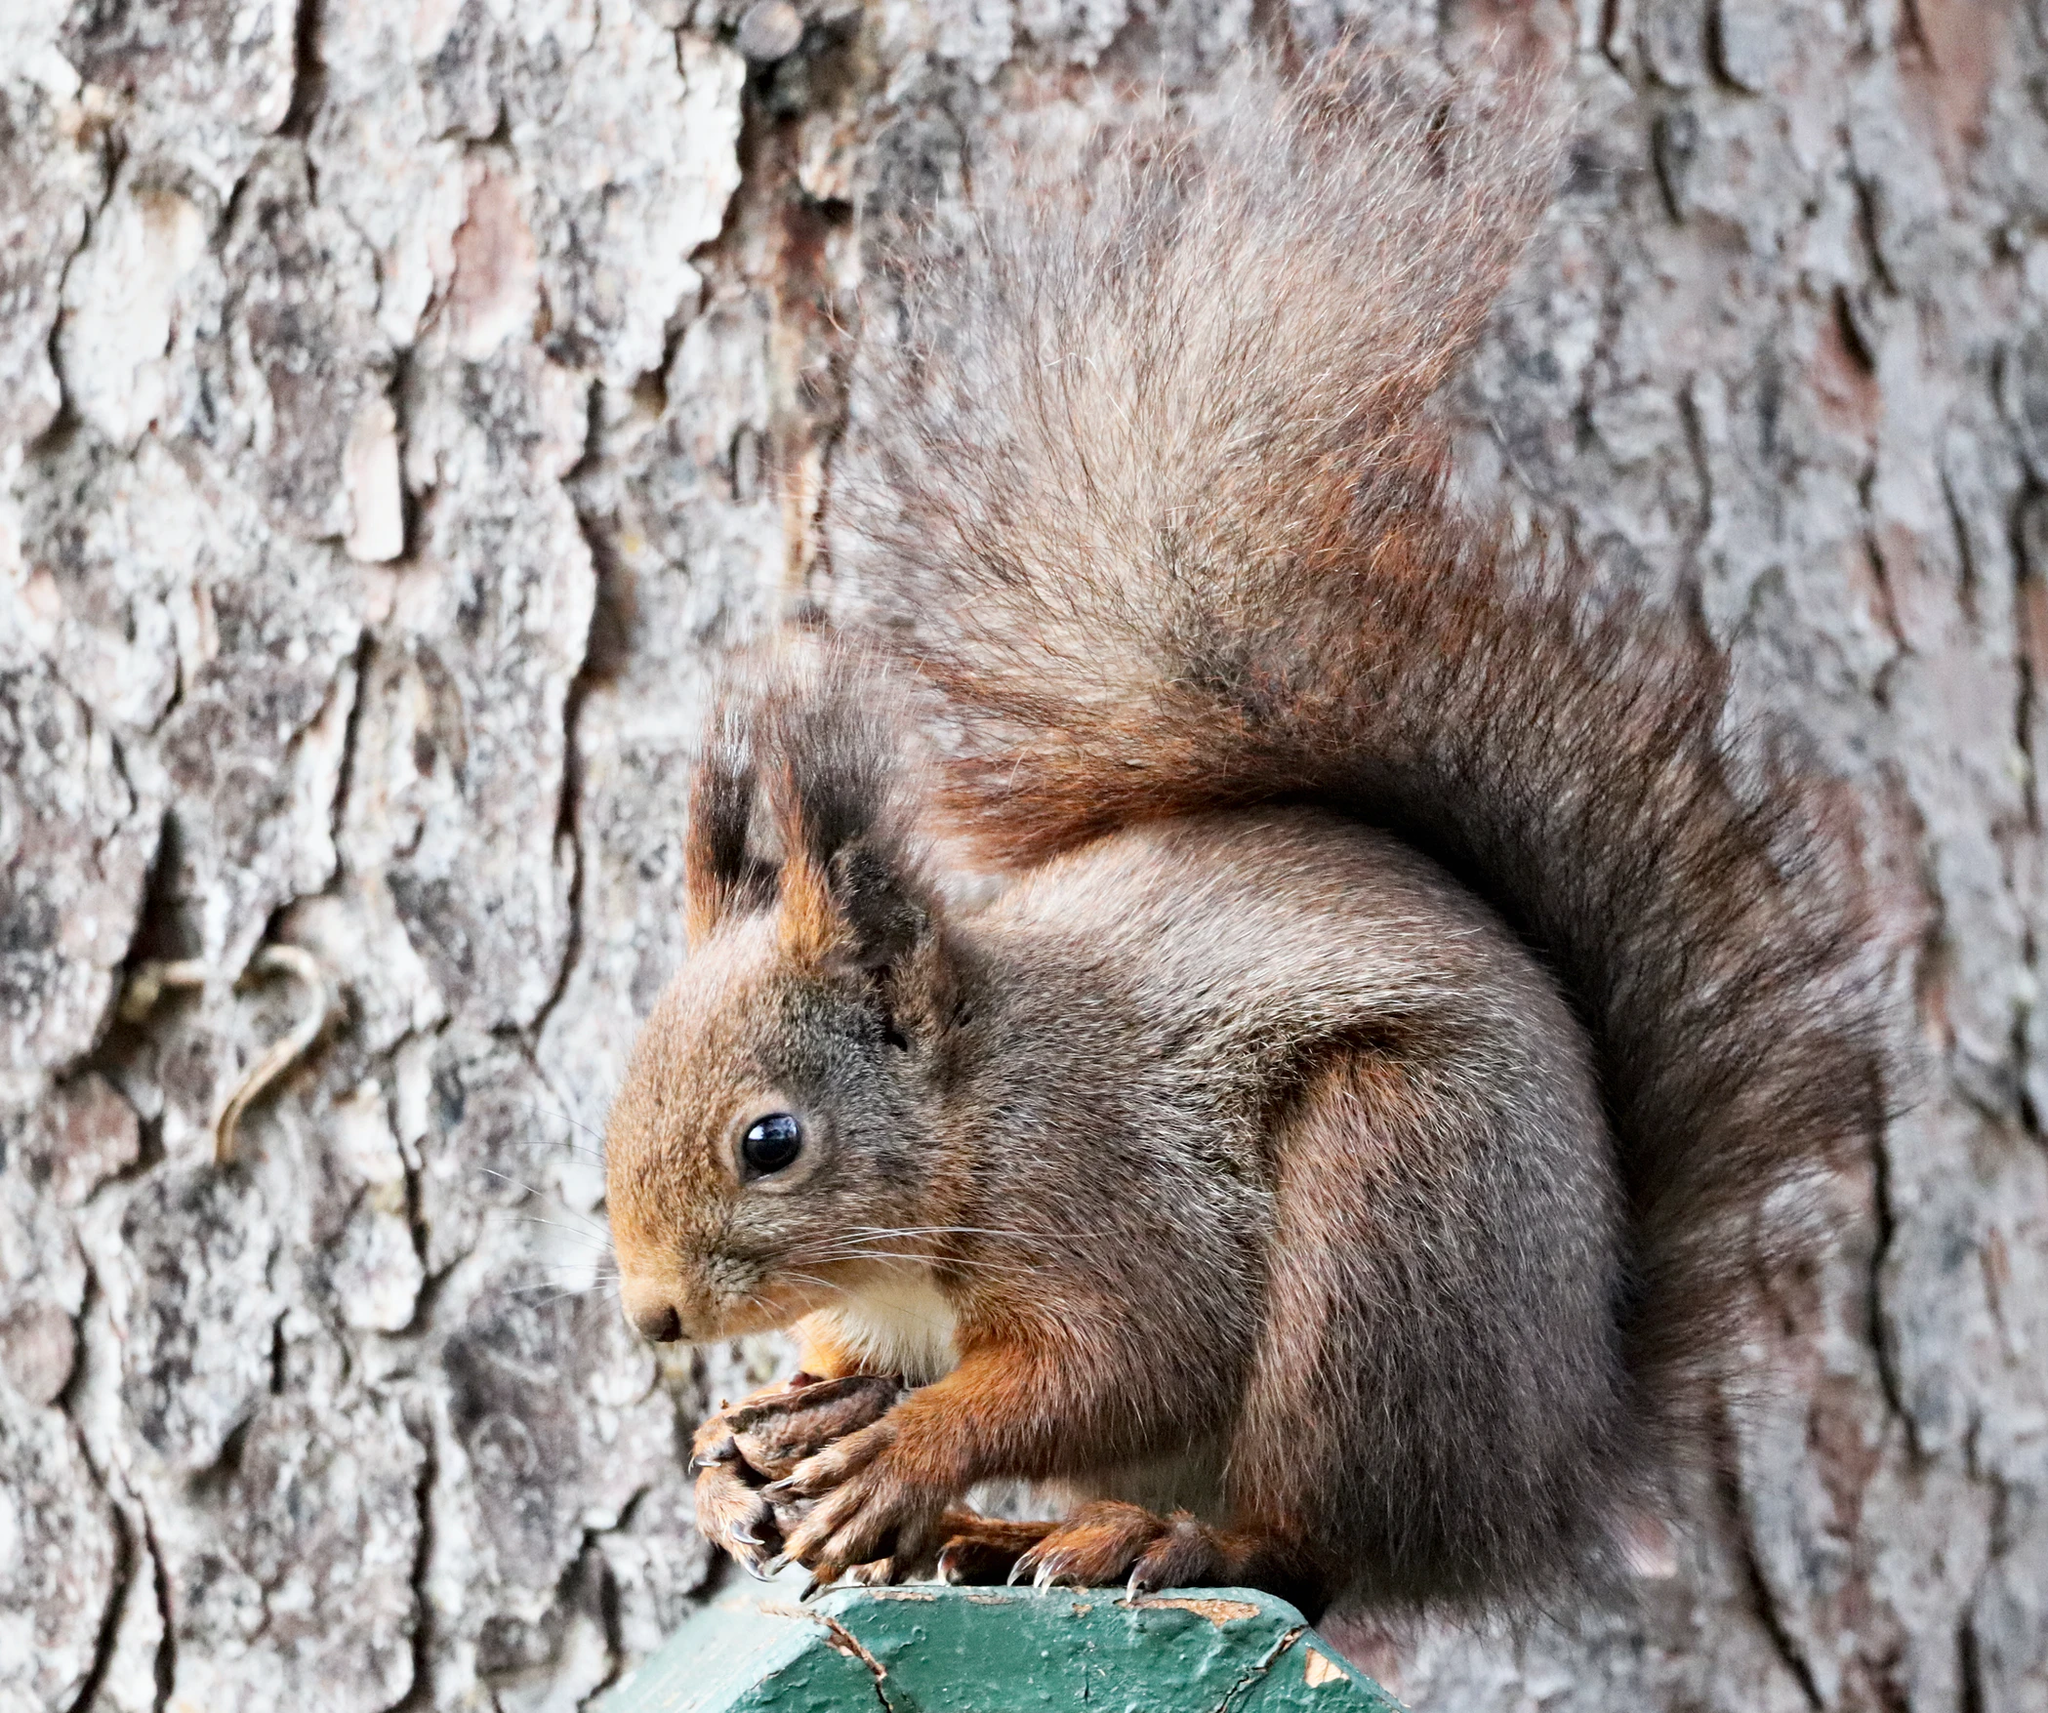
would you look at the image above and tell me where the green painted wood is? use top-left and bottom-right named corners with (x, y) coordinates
top-left (607, 1580), bottom-right (1405, 1713)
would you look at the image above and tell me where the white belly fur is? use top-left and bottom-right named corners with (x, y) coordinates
top-left (814, 1269), bottom-right (961, 1385)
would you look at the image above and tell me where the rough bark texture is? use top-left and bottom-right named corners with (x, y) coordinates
top-left (1, 1), bottom-right (2045, 1710)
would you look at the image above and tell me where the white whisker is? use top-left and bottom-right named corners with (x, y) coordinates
top-left (504, 1213), bottom-right (617, 1249)
top-left (478, 1166), bottom-right (613, 1229)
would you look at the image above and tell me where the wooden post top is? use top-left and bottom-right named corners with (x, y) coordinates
top-left (605, 1580), bottom-right (1404, 1713)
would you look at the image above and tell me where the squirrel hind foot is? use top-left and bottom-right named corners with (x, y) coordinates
top-left (829, 1509), bottom-right (1054, 1589)
top-left (931, 1513), bottom-right (1060, 1585)
top-left (995, 1501), bottom-right (1326, 1612)
top-left (1008, 1502), bottom-right (1219, 1593)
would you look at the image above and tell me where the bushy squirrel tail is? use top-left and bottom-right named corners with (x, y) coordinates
top-left (832, 55), bottom-right (1884, 1444)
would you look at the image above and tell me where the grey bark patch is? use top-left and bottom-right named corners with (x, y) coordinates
top-left (0, 661), bottom-right (160, 1096)
top-left (3, 1072), bottom-right (144, 1208)
top-left (0, 1379), bottom-right (121, 1710)
top-left (0, 80), bottom-right (101, 459)
top-left (144, 1390), bottom-right (427, 1712)
top-left (114, 1166), bottom-right (280, 1471)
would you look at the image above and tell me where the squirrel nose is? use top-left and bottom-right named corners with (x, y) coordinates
top-left (619, 1272), bottom-right (690, 1342)
top-left (630, 1300), bottom-right (684, 1343)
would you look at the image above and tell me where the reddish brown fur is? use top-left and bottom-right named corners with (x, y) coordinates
top-left (604, 53), bottom-right (1883, 1622)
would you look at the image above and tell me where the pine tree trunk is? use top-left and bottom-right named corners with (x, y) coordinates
top-left (3, 2), bottom-right (2044, 1709)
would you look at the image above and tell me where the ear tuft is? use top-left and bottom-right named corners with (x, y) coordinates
top-left (827, 840), bottom-right (930, 969)
top-left (686, 639), bottom-right (939, 972)
top-left (683, 693), bottom-right (775, 948)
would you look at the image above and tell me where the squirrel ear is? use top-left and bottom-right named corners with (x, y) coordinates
top-left (682, 694), bottom-right (775, 949)
top-left (690, 639), bottom-right (932, 974)
top-left (779, 838), bottom-right (934, 973)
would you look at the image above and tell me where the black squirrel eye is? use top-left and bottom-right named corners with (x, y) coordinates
top-left (742, 1112), bottom-right (804, 1176)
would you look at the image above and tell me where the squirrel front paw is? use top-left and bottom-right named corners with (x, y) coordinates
top-left (690, 1373), bottom-right (903, 1575)
top-left (764, 1417), bottom-right (959, 1587)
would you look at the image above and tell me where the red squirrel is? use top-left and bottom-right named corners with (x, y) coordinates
top-left (601, 54), bottom-right (1882, 1619)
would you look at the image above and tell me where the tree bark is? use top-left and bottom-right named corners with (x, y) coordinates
top-left (2, 1), bottom-right (2044, 1710)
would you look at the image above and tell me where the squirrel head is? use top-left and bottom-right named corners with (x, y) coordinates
top-left (604, 647), bottom-right (956, 1344)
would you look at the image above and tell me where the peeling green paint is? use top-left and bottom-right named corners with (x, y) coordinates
top-left (606, 1582), bottom-right (1405, 1713)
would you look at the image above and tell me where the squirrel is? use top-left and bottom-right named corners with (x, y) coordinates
top-left (600, 52), bottom-right (1883, 1621)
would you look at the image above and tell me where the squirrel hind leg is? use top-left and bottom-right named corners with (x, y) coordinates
top-left (1233, 1045), bottom-right (1636, 1607)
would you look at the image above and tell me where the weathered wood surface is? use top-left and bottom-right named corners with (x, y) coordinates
top-left (2, 1), bottom-right (2044, 1710)
top-left (605, 1581), bottom-right (1402, 1713)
